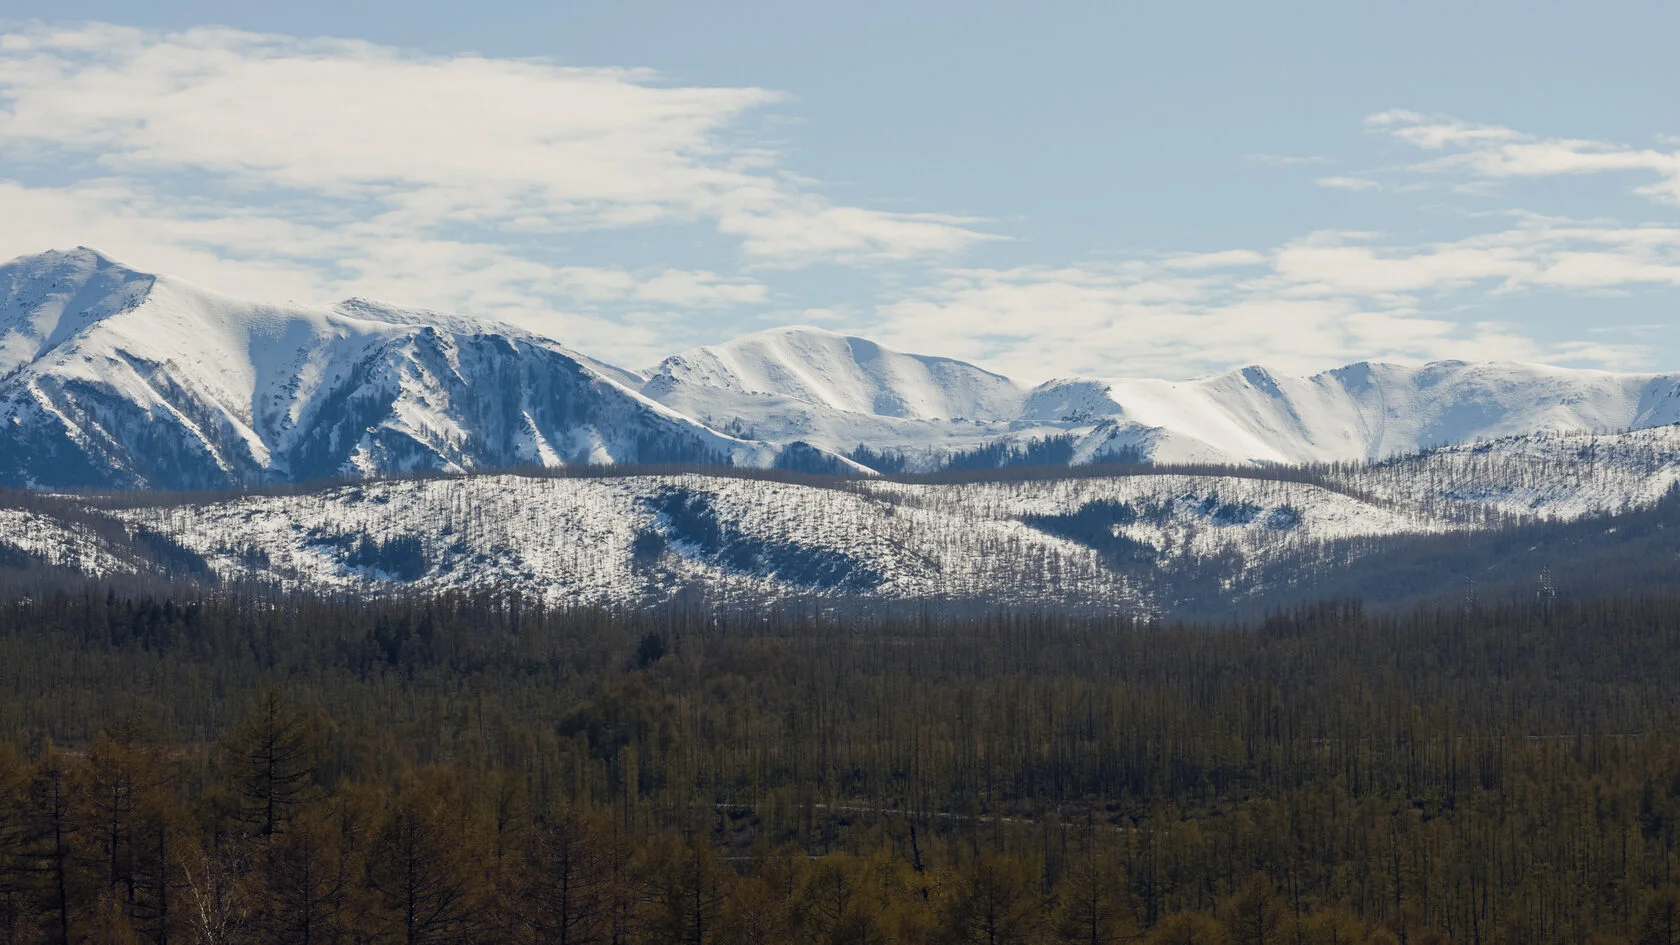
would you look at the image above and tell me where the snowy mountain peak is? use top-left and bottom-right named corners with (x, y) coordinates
top-left (24, 246), bottom-right (134, 273)
top-left (0, 248), bottom-right (160, 379)
top-left (645, 325), bottom-right (1024, 422)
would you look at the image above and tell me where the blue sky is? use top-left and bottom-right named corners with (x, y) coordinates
top-left (2, 1), bottom-right (1678, 380)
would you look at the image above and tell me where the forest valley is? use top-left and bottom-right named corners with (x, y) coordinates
top-left (3, 581), bottom-right (1680, 944)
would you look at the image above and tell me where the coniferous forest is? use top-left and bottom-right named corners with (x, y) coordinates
top-left (1, 574), bottom-right (1680, 944)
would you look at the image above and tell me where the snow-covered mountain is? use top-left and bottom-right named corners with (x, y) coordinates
top-left (644, 326), bottom-right (1025, 421)
top-left (1027, 362), bottom-right (1680, 465)
top-left (635, 320), bottom-right (1680, 471)
top-left (6, 246), bottom-right (1680, 489)
top-left (637, 326), bottom-right (1041, 465)
top-left (0, 248), bottom-right (767, 489)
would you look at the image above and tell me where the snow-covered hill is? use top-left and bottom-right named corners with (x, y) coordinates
top-left (0, 248), bottom-right (766, 489)
top-left (97, 471), bottom-right (1432, 610)
top-left (638, 326), bottom-right (1043, 467)
top-left (106, 474), bottom-right (1135, 607)
top-left (1330, 424), bottom-right (1680, 523)
top-left (0, 506), bottom-right (138, 575)
top-left (5, 418), bottom-right (1678, 612)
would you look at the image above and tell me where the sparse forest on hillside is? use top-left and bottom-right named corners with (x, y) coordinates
top-left (2, 582), bottom-right (1680, 943)
top-left (10, 429), bottom-right (1680, 619)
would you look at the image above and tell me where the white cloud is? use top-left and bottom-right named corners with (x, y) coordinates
top-left (1160, 250), bottom-right (1267, 270)
top-left (796, 308), bottom-right (847, 324)
top-left (1368, 110), bottom-right (1680, 204)
top-left (1316, 176), bottom-right (1382, 192)
top-left (1366, 110), bottom-right (1526, 150)
top-left (626, 269), bottom-right (768, 307)
top-left (851, 110), bottom-right (1680, 381)
top-left (867, 219), bottom-right (1680, 382)
top-left (1, 37), bottom-right (1675, 384)
top-left (869, 267), bottom-right (1463, 382)
top-left (1272, 231), bottom-right (1535, 294)
top-left (0, 22), bottom-right (998, 365)
top-left (0, 177), bottom-right (776, 367)
top-left (0, 24), bottom-right (994, 257)
top-left (1244, 153), bottom-right (1331, 167)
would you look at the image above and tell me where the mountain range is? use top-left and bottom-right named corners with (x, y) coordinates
top-left (5, 246), bottom-right (1680, 490)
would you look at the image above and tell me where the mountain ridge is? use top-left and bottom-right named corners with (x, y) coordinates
top-left (644, 324), bottom-right (1026, 421)
top-left (0, 248), bottom-right (767, 489)
top-left (1027, 360), bottom-right (1680, 464)
top-left (4, 246), bottom-right (1679, 488)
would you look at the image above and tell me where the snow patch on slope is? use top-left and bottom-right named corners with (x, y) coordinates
top-left (0, 507), bottom-right (134, 575)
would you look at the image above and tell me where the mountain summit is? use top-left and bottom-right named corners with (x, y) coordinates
top-left (644, 325), bottom-right (1025, 422)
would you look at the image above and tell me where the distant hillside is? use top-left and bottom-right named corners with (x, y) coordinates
top-left (1, 423), bottom-right (1675, 615)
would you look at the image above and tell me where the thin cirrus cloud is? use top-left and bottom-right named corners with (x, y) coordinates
top-left (1316, 176), bottom-right (1384, 192)
top-left (1244, 153), bottom-right (1332, 167)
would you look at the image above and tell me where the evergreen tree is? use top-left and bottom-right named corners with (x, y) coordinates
top-left (1147, 912), bottom-right (1226, 945)
top-left (1640, 887), bottom-right (1680, 945)
top-left (1222, 874), bottom-right (1284, 945)
top-left (0, 744), bottom-right (32, 945)
top-left (645, 835), bottom-right (729, 945)
top-left (25, 761), bottom-right (79, 945)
